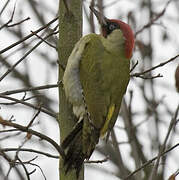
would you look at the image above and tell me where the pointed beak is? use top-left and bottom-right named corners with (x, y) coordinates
top-left (89, 6), bottom-right (108, 26)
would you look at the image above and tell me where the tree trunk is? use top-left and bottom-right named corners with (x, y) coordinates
top-left (58, 0), bottom-right (83, 180)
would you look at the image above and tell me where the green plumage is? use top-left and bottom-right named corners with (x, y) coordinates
top-left (80, 32), bottom-right (130, 129)
top-left (62, 29), bottom-right (130, 177)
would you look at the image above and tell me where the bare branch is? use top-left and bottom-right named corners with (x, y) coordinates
top-left (131, 54), bottom-right (179, 77)
top-left (0, 118), bottom-right (65, 159)
top-left (0, 2), bottom-right (16, 30)
top-left (133, 73), bottom-right (163, 79)
top-left (0, 30), bottom-right (58, 82)
top-left (16, 157), bottom-right (30, 180)
top-left (135, 0), bottom-right (173, 37)
top-left (27, 108), bottom-right (41, 128)
top-left (1, 148), bottom-right (59, 159)
top-left (111, 130), bottom-right (129, 177)
top-left (0, 83), bottom-right (60, 96)
top-left (130, 60), bottom-right (138, 72)
top-left (0, 0), bottom-right (10, 16)
top-left (124, 143), bottom-right (179, 180)
top-left (168, 169), bottom-right (179, 180)
top-left (149, 105), bottom-right (179, 180)
top-left (85, 156), bottom-right (109, 164)
top-left (31, 30), bottom-right (57, 50)
top-left (7, 17), bottom-right (30, 27)
top-left (0, 94), bottom-right (56, 118)
top-left (0, 16), bottom-right (58, 54)
top-left (0, 148), bottom-right (25, 180)
top-left (28, 162), bottom-right (47, 180)
top-left (0, 129), bottom-right (19, 133)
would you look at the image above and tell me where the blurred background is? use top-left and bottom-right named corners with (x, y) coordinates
top-left (0, 0), bottom-right (178, 179)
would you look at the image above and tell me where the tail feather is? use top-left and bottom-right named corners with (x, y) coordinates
top-left (64, 131), bottom-right (85, 177)
top-left (61, 116), bottom-right (100, 177)
top-left (61, 120), bottom-right (85, 177)
top-left (61, 120), bottom-right (83, 149)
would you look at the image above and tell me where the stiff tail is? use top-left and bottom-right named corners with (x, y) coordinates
top-left (61, 116), bottom-right (100, 177)
top-left (61, 120), bottom-right (85, 177)
top-left (61, 120), bottom-right (83, 149)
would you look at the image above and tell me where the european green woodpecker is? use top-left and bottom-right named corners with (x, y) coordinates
top-left (62, 6), bottom-right (135, 176)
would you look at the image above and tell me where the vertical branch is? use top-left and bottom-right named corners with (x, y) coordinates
top-left (58, 0), bottom-right (83, 180)
top-left (149, 105), bottom-right (179, 180)
top-left (121, 98), bottom-right (148, 179)
top-left (97, 0), bottom-right (104, 14)
top-left (111, 130), bottom-right (130, 178)
top-left (89, 0), bottom-right (95, 33)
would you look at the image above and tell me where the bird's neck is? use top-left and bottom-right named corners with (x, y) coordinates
top-left (101, 30), bottom-right (125, 55)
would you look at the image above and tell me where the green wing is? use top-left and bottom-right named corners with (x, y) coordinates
top-left (80, 34), bottom-right (108, 129)
top-left (79, 33), bottom-right (130, 134)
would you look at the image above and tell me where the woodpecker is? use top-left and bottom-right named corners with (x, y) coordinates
top-left (62, 6), bottom-right (135, 176)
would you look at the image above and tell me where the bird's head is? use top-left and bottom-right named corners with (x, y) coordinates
top-left (90, 6), bottom-right (135, 59)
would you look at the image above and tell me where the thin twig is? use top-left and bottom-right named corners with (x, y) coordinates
top-left (28, 162), bottom-right (47, 180)
top-left (0, 118), bottom-right (65, 159)
top-left (0, 132), bottom-right (21, 141)
top-left (131, 54), bottom-right (179, 77)
top-left (31, 30), bottom-right (57, 50)
top-left (0, 94), bottom-right (42, 105)
top-left (0, 83), bottom-right (60, 96)
top-left (16, 156), bottom-right (30, 180)
top-left (124, 143), bottom-right (179, 179)
top-left (168, 169), bottom-right (179, 180)
top-left (7, 17), bottom-right (30, 27)
top-left (130, 60), bottom-right (138, 72)
top-left (111, 129), bottom-right (129, 177)
top-left (1, 148), bottom-right (59, 159)
top-left (0, 31), bottom-right (58, 82)
top-left (85, 156), bottom-right (109, 164)
top-left (0, 148), bottom-right (25, 180)
top-left (0, 0), bottom-right (10, 16)
top-left (0, 129), bottom-right (19, 133)
top-left (0, 94), bottom-right (56, 118)
top-left (133, 73), bottom-right (163, 79)
top-left (149, 105), bottom-right (179, 180)
top-left (135, 0), bottom-right (172, 37)
top-left (0, 16), bottom-right (59, 54)
top-left (27, 108), bottom-right (41, 128)
top-left (0, 1), bottom-right (16, 30)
